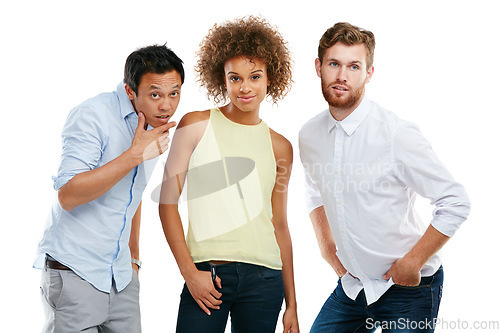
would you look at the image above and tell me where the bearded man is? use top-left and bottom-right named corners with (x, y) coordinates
top-left (299, 22), bottom-right (470, 333)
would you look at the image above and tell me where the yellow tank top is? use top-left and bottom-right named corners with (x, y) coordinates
top-left (186, 108), bottom-right (282, 269)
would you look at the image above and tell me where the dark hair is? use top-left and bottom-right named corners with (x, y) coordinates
top-left (196, 15), bottom-right (292, 105)
top-left (124, 44), bottom-right (185, 94)
top-left (318, 22), bottom-right (375, 69)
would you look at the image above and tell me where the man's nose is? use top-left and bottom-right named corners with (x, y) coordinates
top-left (160, 99), bottom-right (172, 111)
top-left (336, 66), bottom-right (347, 82)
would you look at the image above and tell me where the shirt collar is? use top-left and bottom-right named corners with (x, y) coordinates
top-left (117, 81), bottom-right (137, 119)
top-left (327, 97), bottom-right (371, 136)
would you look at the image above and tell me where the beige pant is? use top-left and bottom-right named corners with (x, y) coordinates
top-left (40, 266), bottom-right (141, 333)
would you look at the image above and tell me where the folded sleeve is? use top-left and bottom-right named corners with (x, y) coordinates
top-left (303, 168), bottom-right (324, 214)
top-left (392, 122), bottom-right (471, 237)
top-left (298, 130), bottom-right (324, 214)
top-left (53, 105), bottom-right (108, 190)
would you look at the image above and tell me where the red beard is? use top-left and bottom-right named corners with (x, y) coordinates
top-left (321, 79), bottom-right (365, 110)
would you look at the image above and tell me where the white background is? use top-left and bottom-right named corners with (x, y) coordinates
top-left (2, 0), bottom-right (499, 332)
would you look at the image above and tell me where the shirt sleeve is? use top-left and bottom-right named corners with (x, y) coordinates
top-left (298, 129), bottom-right (324, 214)
top-left (392, 122), bottom-right (470, 237)
top-left (303, 168), bottom-right (324, 214)
top-left (52, 105), bottom-right (108, 190)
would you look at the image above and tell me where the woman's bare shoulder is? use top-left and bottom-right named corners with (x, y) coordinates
top-left (177, 110), bottom-right (211, 129)
top-left (269, 128), bottom-right (293, 163)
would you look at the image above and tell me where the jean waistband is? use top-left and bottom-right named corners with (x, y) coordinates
top-left (420, 265), bottom-right (443, 285)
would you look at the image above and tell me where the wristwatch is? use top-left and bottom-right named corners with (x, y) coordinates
top-left (131, 258), bottom-right (142, 271)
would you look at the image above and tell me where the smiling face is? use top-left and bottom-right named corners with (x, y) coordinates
top-left (224, 56), bottom-right (270, 113)
top-left (125, 70), bottom-right (182, 128)
top-left (316, 43), bottom-right (374, 116)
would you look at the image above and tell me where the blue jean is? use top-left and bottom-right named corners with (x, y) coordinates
top-left (176, 262), bottom-right (284, 333)
top-left (311, 267), bottom-right (444, 333)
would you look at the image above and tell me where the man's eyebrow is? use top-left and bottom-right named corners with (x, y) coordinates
top-left (148, 84), bottom-right (181, 90)
top-left (326, 58), bottom-right (363, 65)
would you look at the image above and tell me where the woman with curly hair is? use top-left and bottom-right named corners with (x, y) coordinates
top-left (159, 16), bottom-right (299, 332)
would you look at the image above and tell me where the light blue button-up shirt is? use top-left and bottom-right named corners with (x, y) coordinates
top-left (34, 82), bottom-right (158, 293)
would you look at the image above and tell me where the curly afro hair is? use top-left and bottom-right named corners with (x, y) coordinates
top-left (195, 16), bottom-right (293, 105)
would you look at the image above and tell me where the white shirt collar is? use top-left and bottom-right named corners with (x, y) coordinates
top-left (327, 97), bottom-right (371, 136)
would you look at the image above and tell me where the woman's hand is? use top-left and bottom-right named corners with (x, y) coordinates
top-left (282, 305), bottom-right (299, 333)
top-left (185, 269), bottom-right (222, 315)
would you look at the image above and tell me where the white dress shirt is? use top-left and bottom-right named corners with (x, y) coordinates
top-left (298, 97), bottom-right (470, 304)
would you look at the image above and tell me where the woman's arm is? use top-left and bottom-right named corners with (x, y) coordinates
top-left (158, 111), bottom-right (222, 316)
top-left (270, 130), bottom-right (299, 333)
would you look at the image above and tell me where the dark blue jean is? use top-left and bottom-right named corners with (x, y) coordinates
top-left (311, 267), bottom-right (444, 333)
top-left (176, 262), bottom-right (284, 333)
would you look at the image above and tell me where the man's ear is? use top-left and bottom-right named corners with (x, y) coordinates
top-left (365, 66), bottom-right (375, 84)
top-left (124, 84), bottom-right (136, 101)
top-left (315, 58), bottom-right (322, 78)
